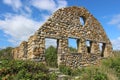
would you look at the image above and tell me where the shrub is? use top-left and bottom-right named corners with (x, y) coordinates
top-left (59, 65), bottom-right (73, 76)
top-left (49, 72), bottom-right (57, 80)
top-left (0, 59), bottom-right (49, 80)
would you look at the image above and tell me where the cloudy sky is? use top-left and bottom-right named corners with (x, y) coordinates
top-left (0, 0), bottom-right (120, 50)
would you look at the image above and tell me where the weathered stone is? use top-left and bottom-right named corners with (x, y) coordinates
top-left (12, 6), bottom-right (113, 68)
top-left (12, 41), bottom-right (27, 59)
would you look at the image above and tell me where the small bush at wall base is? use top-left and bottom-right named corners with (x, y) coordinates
top-left (48, 72), bottom-right (57, 80)
top-left (59, 65), bottom-right (73, 76)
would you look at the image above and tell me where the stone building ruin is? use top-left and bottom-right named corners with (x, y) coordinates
top-left (12, 6), bottom-right (113, 68)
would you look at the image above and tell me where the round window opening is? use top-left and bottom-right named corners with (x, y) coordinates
top-left (79, 17), bottom-right (85, 26)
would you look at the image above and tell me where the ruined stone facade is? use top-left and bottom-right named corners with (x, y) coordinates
top-left (12, 6), bottom-right (113, 68)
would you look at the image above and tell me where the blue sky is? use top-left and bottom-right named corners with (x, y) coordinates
top-left (0, 0), bottom-right (120, 50)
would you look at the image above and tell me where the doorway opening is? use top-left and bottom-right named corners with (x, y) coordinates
top-left (45, 38), bottom-right (58, 68)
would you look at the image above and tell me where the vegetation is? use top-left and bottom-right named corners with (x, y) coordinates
top-left (59, 65), bottom-right (108, 80)
top-left (69, 46), bottom-right (77, 53)
top-left (0, 47), bottom-right (57, 80)
top-left (0, 47), bottom-right (13, 59)
top-left (102, 51), bottom-right (120, 80)
top-left (0, 60), bottom-right (50, 80)
top-left (0, 47), bottom-right (120, 80)
top-left (45, 46), bottom-right (58, 68)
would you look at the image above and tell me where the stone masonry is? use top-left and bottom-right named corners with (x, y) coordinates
top-left (12, 6), bottom-right (113, 68)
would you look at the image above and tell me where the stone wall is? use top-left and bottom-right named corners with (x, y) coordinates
top-left (64, 53), bottom-right (101, 68)
top-left (12, 6), bottom-right (113, 68)
top-left (12, 41), bottom-right (27, 60)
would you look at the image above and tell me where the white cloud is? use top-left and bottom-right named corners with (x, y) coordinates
top-left (0, 14), bottom-right (57, 47)
top-left (3, 0), bottom-right (22, 10)
top-left (108, 14), bottom-right (120, 28)
top-left (31, 0), bottom-right (56, 11)
top-left (31, 0), bottom-right (67, 12)
top-left (3, 0), bottom-right (12, 5)
top-left (0, 14), bottom-right (41, 45)
top-left (45, 38), bottom-right (57, 48)
top-left (0, 0), bottom-right (68, 48)
top-left (24, 6), bottom-right (32, 13)
top-left (57, 0), bottom-right (67, 9)
top-left (111, 37), bottom-right (120, 50)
